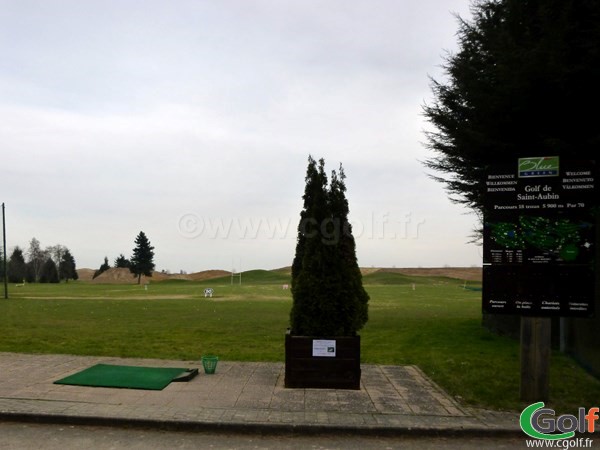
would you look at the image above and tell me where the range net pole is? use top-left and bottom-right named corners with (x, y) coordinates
top-left (230, 258), bottom-right (242, 285)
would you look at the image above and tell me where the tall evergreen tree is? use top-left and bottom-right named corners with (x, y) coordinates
top-left (7, 246), bottom-right (27, 283)
top-left (290, 157), bottom-right (330, 335)
top-left (129, 231), bottom-right (155, 284)
top-left (290, 157), bottom-right (369, 336)
top-left (39, 258), bottom-right (59, 283)
top-left (24, 261), bottom-right (36, 283)
top-left (423, 0), bottom-right (600, 229)
top-left (291, 156), bottom-right (327, 286)
top-left (114, 254), bottom-right (130, 268)
top-left (59, 249), bottom-right (78, 282)
top-left (328, 165), bottom-right (369, 333)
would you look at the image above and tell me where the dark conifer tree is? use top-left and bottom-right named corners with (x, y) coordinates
top-left (290, 157), bottom-right (330, 335)
top-left (39, 258), bottom-right (59, 283)
top-left (291, 158), bottom-right (314, 286)
top-left (7, 246), bottom-right (27, 283)
top-left (290, 157), bottom-right (369, 336)
top-left (328, 165), bottom-right (369, 333)
top-left (129, 231), bottom-right (155, 284)
top-left (114, 254), bottom-right (130, 268)
top-left (59, 249), bottom-right (78, 282)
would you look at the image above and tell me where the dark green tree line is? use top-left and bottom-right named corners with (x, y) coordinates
top-left (7, 239), bottom-right (78, 283)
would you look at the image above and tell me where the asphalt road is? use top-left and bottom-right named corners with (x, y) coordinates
top-left (0, 421), bottom-right (533, 449)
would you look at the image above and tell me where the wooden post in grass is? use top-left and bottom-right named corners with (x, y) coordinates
top-left (520, 316), bottom-right (551, 401)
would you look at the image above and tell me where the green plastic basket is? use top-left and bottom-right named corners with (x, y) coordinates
top-left (201, 355), bottom-right (219, 374)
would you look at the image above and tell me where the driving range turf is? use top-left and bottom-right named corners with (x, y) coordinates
top-left (1, 269), bottom-right (599, 413)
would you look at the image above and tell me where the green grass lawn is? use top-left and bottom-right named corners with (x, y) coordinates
top-left (1, 271), bottom-right (598, 414)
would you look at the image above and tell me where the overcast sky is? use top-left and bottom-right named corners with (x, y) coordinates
top-left (1, 0), bottom-right (481, 273)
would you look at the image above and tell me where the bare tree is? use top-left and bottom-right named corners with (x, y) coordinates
top-left (47, 244), bottom-right (68, 280)
top-left (26, 238), bottom-right (47, 282)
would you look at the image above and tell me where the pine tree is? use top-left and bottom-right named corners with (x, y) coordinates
top-left (290, 157), bottom-right (369, 336)
top-left (129, 231), bottom-right (155, 284)
top-left (290, 156), bottom-right (330, 335)
top-left (59, 249), bottom-right (78, 282)
top-left (114, 254), bottom-right (130, 268)
top-left (291, 156), bottom-right (327, 285)
top-left (328, 165), bottom-right (369, 333)
top-left (7, 246), bottom-right (27, 283)
top-left (39, 258), bottom-right (59, 283)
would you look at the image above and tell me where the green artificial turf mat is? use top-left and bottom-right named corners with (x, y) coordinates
top-left (54, 363), bottom-right (198, 390)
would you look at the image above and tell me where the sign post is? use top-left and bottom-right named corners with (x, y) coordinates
top-left (520, 316), bottom-right (551, 401)
top-left (482, 157), bottom-right (597, 401)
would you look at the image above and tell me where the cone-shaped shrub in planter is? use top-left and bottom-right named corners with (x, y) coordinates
top-left (285, 156), bottom-right (369, 389)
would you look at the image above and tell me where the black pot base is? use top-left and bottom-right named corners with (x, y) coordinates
top-left (284, 333), bottom-right (361, 390)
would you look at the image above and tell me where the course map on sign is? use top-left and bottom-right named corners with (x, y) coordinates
top-left (483, 159), bottom-right (596, 266)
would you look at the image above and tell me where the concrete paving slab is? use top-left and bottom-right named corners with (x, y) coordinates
top-left (0, 352), bottom-right (521, 436)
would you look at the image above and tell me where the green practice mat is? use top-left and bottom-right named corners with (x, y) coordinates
top-left (54, 363), bottom-right (198, 390)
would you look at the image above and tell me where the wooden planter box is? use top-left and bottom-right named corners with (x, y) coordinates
top-left (284, 331), bottom-right (361, 390)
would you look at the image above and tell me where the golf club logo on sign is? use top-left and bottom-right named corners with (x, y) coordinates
top-left (518, 156), bottom-right (560, 178)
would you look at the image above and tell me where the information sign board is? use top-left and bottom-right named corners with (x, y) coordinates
top-left (312, 339), bottom-right (336, 357)
top-left (482, 157), bottom-right (597, 316)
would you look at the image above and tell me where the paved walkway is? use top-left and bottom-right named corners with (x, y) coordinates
top-left (0, 353), bottom-right (520, 436)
